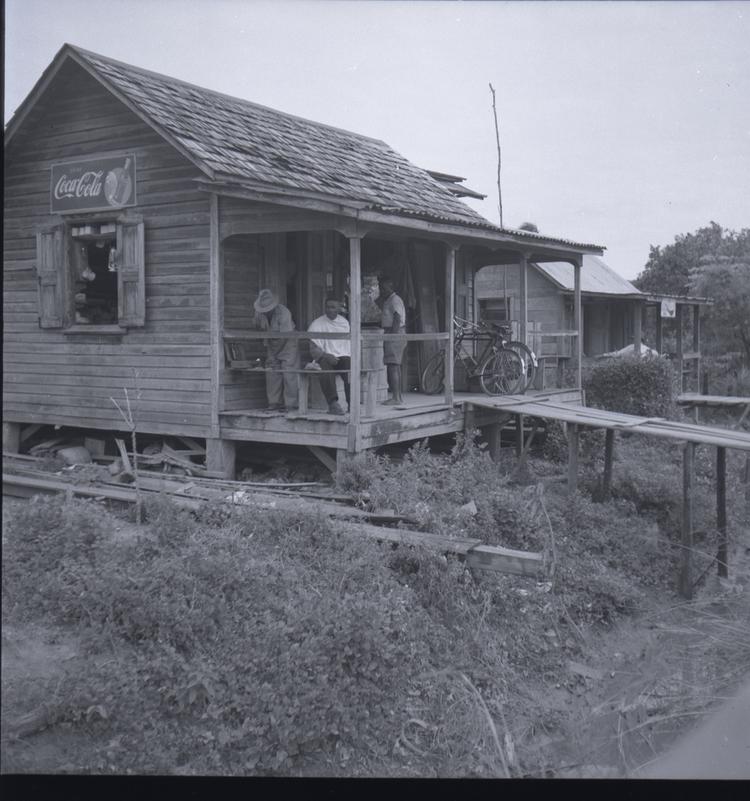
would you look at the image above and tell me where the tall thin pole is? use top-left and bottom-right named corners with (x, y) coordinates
top-left (489, 83), bottom-right (503, 228)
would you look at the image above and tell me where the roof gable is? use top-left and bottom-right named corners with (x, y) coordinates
top-left (6, 44), bottom-right (605, 253)
top-left (38, 45), bottom-right (490, 227)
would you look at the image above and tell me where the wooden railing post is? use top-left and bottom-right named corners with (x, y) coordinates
top-left (717, 446), bottom-right (727, 578)
top-left (693, 304), bottom-right (701, 390)
top-left (444, 244), bottom-right (456, 407)
top-left (679, 441), bottom-right (695, 599)
top-left (655, 303), bottom-right (663, 355)
top-left (601, 428), bottom-right (615, 501)
top-left (519, 252), bottom-right (529, 347)
top-left (567, 423), bottom-right (579, 494)
top-left (675, 304), bottom-right (684, 393)
top-left (572, 256), bottom-right (582, 391)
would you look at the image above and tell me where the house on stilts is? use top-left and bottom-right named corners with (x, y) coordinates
top-left (4, 44), bottom-right (607, 477)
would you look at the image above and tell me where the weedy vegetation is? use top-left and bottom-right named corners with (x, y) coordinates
top-left (2, 395), bottom-right (748, 777)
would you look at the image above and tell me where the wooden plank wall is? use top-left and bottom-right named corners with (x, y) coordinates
top-left (474, 262), bottom-right (564, 353)
top-left (3, 61), bottom-right (213, 437)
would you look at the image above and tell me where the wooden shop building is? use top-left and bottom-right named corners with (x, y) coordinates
top-left (4, 44), bottom-right (604, 476)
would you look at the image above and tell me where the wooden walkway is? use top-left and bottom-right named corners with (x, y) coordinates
top-left (462, 394), bottom-right (750, 600)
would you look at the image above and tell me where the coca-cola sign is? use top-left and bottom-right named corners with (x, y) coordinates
top-left (50, 154), bottom-right (137, 213)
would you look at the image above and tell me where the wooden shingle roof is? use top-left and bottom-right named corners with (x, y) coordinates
top-left (69, 46), bottom-right (491, 228)
top-left (6, 44), bottom-right (605, 252)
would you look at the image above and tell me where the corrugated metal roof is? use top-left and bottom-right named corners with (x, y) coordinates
top-left (535, 255), bottom-right (641, 295)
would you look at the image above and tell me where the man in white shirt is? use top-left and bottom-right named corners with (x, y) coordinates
top-left (307, 297), bottom-right (351, 415)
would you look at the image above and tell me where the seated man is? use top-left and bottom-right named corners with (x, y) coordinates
top-left (307, 297), bottom-right (351, 415)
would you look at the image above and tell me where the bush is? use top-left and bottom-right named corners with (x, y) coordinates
top-left (584, 355), bottom-right (675, 417)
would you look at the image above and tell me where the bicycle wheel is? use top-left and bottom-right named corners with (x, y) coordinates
top-left (506, 340), bottom-right (538, 391)
top-left (479, 348), bottom-right (525, 395)
top-left (421, 350), bottom-right (446, 394)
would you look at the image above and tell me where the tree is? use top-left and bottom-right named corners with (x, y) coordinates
top-left (690, 255), bottom-right (750, 365)
top-left (634, 223), bottom-right (750, 367)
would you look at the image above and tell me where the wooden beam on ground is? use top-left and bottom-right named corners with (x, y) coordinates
top-left (679, 441), bottom-right (695, 599)
top-left (114, 438), bottom-right (133, 476)
top-left (601, 428), bottom-right (615, 501)
top-left (330, 520), bottom-right (544, 577)
top-left (567, 422), bottom-right (579, 494)
top-left (716, 446), bottom-right (727, 579)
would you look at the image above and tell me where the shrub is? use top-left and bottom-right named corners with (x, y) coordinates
top-left (584, 355), bottom-right (675, 417)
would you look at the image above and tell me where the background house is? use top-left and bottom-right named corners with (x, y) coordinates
top-left (475, 254), bottom-right (711, 389)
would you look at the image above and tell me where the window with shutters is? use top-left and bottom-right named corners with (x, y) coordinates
top-left (36, 216), bottom-right (145, 331)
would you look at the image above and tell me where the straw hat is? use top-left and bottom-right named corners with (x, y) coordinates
top-left (254, 288), bottom-right (279, 313)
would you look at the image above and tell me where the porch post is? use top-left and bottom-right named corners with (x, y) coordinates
top-left (444, 244), bottom-right (456, 407)
top-left (655, 303), bottom-right (663, 355)
top-left (573, 256), bottom-right (583, 390)
top-left (518, 252), bottom-right (529, 345)
top-left (209, 192), bottom-right (222, 437)
top-left (692, 304), bottom-right (701, 389)
top-left (347, 236), bottom-right (363, 451)
top-left (633, 300), bottom-right (643, 356)
top-left (675, 304), bottom-right (684, 392)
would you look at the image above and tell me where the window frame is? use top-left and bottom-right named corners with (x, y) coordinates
top-left (35, 212), bottom-right (145, 333)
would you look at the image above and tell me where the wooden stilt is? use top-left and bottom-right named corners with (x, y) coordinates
top-left (716, 446), bottom-right (727, 578)
top-left (309, 445), bottom-right (337, 474)
top-left (515, 413), bottom-right (524, 457)
top-left (206, 438), bottom-right (236, 479)
top-left (3, 422), bottom-right (21, 454)
top-left (335, 449), bottom-right (350, 482)
top-left (601, 428), bottom-right (615, 501)
top-left (567, 423), bottom-right (579, 494)
top-left (679, 442), bottom-right (695, 599)
top-left (516, 419), bottom-right (540, 472)
top-left (486, 420), bottom-right (501, 463)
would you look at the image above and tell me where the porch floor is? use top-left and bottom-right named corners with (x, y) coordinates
top-left (219, 388), bottom-right (583, 450)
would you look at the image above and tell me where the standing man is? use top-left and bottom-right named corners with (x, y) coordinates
top-left (253, 288), bottom-right (299, 412)
top-left (307, 297), bottom-right (351, 415)
top-left (378, 276), bottom-right (406, 405)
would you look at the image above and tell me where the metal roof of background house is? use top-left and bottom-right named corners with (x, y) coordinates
top-left (534, 255), bottom-right (642, 296)
top-left (5, 44), bottom-right (604, 252)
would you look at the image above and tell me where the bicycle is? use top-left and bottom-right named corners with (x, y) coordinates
top-left (421, 316), bottom-right (526, 396)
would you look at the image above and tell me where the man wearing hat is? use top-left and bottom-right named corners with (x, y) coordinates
top-left (253, 289), bottom-right (299, 411)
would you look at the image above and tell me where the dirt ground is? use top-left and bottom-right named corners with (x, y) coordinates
top-left (2, 496), bottom-right (749, 778)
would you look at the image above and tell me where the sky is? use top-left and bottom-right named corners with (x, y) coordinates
top-left (5, 0), bottom-right (750, 279)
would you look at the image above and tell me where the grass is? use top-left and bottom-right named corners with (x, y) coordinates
top-left (2, 427), bottom-right (748, 777)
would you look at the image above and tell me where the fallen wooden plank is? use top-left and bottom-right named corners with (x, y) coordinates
top-left (2, 472), bottom-right (202, 509)
top-left (4, 472), bottom-right (543, 577)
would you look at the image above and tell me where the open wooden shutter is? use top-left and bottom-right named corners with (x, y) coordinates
top-left (36, 226), bottom-right (65, 328)
top-left (117, 218), bottom-right (145, 327)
